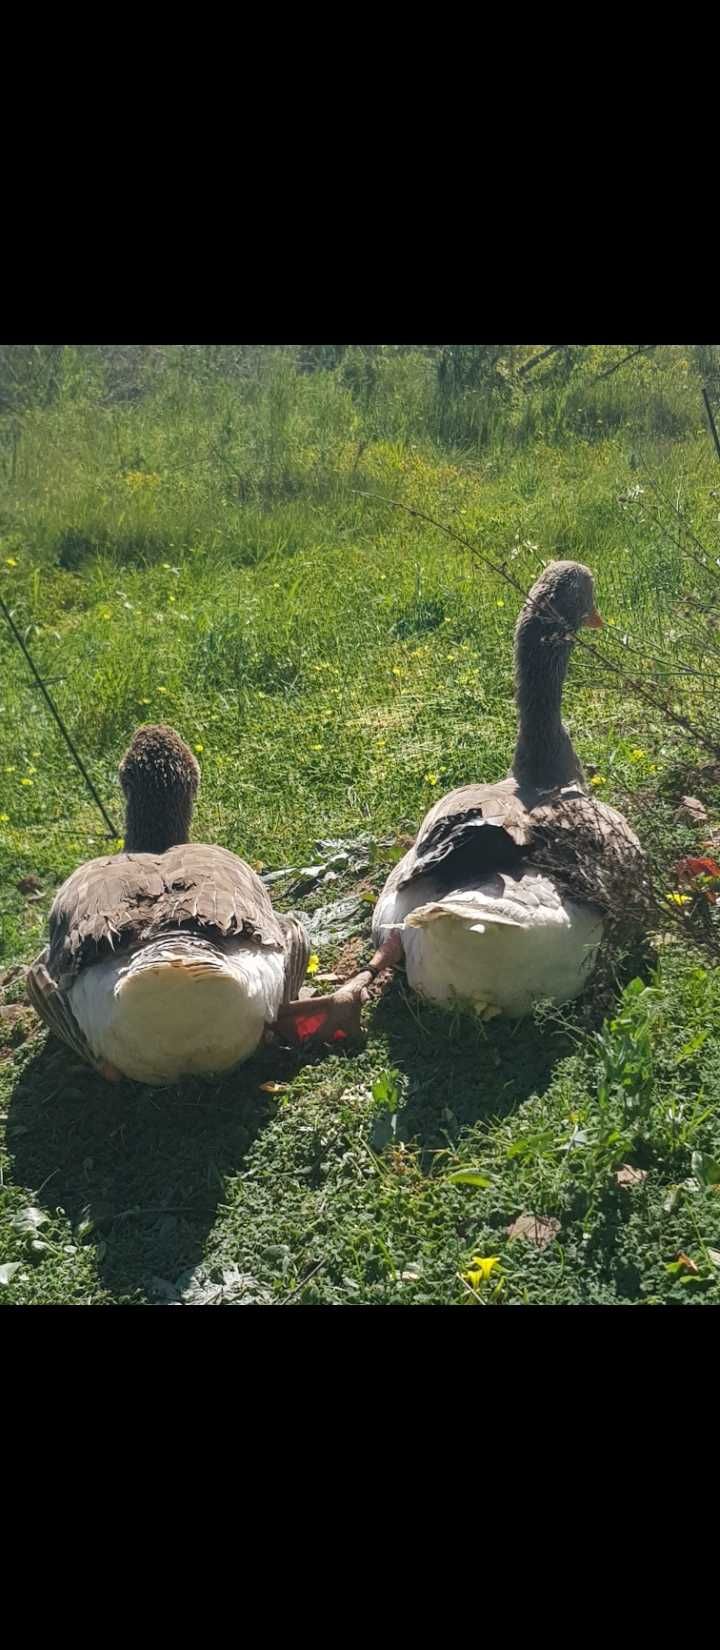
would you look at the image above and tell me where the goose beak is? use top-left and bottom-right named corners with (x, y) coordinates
top-left (584, 608), bottom-right (603, 629)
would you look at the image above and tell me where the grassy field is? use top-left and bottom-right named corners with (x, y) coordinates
top-left (2, 343), bottom-right (720, 1305)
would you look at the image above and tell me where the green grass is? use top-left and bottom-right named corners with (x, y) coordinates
top-left (2, 343), bottom-right (720, 1304)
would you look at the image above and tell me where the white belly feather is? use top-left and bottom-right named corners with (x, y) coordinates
top-left (69, 933), bottom-right (287, 1085)
top-left (374, 871), bottom-right (603, 1017)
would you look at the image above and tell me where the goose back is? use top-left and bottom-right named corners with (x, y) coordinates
top-left (42, 843), bottom-right (304, 990)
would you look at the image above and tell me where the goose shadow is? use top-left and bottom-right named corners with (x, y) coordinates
top-left (6, 1032), bottom-right (310, 1300)
top-left (370, 981), bottom-right (571, 1160)
top-left (368, 933), bottom-right (657, 1163)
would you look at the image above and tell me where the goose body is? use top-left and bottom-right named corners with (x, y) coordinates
top-left (364, 565), bottom-right (647, 1019)
top-left (26, 731), bottom-right (308, 1084)
top-left (67, 933), bottom-right (288, 1086)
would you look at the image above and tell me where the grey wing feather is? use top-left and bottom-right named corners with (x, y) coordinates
top-left (26, 954), bottom-right (103, 1072)
top-left (396, 779), bottom-right (533, 890)
top-left (45, 843), bottom-right (290, 986)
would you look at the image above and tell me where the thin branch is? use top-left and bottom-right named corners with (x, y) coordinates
top-left (351, 487), bottom-right (720, 758)
top-left (589, 346), bottom-right (657, 384)
top-left (283, 1259), bottom-right (326, 1302)
top-left (516, 345), bottom-right (568, 379)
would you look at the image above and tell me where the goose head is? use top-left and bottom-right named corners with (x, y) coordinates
top-left (512, 560), bottom-right (603, 794)
top-left (119, 724), bottom-right (200, 854)
top-left (524, 559), bottom-right (602, 636)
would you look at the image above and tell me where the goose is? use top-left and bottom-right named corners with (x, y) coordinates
top-left (26, 725), bottom-right (314, 1085)
top-left (313, 561), bottom-right (647, 1029)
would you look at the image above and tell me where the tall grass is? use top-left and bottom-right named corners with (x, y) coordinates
top-left (1, 342), bottom-right (719, 892)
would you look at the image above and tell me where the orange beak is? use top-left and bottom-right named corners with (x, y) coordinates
top-left (584, 608), bottom-right (603, 629)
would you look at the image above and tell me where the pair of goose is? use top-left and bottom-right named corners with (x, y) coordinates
top-left (27, 561), bottom-right (645, 1086)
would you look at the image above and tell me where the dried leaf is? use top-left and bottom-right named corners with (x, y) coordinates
top-left (676, 1252), bottom-right (700, 1275)
top-left (259, 1081), bottom-right (289, 1094)
top-left (506, 1213), bottom-right (561, 1250)
top-left (707, 1249), bottom-right (720, 1270)
top-left (675, 796), bottom-right (708, 823)
top-left (615, 1164), bottom-right (648, 1187)
top-left (0, 1262), bottom-right (21, 1286)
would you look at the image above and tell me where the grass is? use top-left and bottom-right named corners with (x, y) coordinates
top-left (2, 342), bottom-right (720, 1305)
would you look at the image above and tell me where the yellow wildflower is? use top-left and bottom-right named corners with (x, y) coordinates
top-left (20, 778), bottom-right (33, 787)
top-left (629, 749), bottom-right (646, 762)
top-left (666, 892), bottom-right (691, 907)
top-left (194, 743), bottom-right (204, 754)
top-left (0, 812), bottom-right (9, 822)
top-left (463, 1256), bottom-right (501, 1288)
top-left (306, 953), bottom-right (320, 977)
top-left (424, 772), bottom-right (440, 786)
top-left (590, 775), bottom-right (606, 788)
top-left (5, 556), bottom-right (17, 567)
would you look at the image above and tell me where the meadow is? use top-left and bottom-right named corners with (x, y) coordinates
top-left (2, 342), bottom-right (720, 1305)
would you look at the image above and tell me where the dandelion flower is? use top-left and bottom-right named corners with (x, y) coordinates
top-left (306, 953), bottom-right (320, 977)
top-left (5, 556), bottom-right (17, 567)
top-left (666, 892), bottom-right (691, 907)
top-left (463, 1256), bottom-right (500, 1288)
top-left (194, 743), bottom-right (204, 754)
top-left (590, 774), bottom-right (606, 788)
top-left (424, 772), bottom-right (440, 786)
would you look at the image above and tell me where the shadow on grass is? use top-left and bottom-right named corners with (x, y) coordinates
top-left (368, 934), bottom-right (658, 1163)
top-left (370, 979), bottom-right (572, 1161)
top-left (6, 1033), bottom-right (310, 1301)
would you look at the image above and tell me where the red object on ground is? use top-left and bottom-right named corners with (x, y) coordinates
top-left (675, 856), bottom-right (720, 902)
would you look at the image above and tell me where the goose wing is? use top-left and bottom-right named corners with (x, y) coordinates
top-left (42, 843), bottom-right (291, 988)
top-left (381, 780), bottom-right (648, 928)
top-left (529, 793), bottom-right (648, 917)
top-left (395, 779), bottom-right (534, 891)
